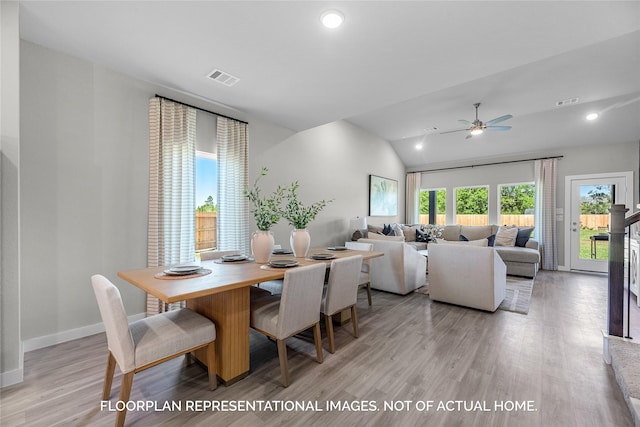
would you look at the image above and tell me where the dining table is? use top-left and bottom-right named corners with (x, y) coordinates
top-left (117, 247), bottom-right (383, 385)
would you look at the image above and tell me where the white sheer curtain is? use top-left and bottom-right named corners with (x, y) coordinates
top-left (406, 172), bottom-right (421, 224)
top-left (146, 97), bottom-right (197, 315)
top-left (216, 116), bottom-right (249, 256)
top-left (534, 158), bottom-right (558, 270)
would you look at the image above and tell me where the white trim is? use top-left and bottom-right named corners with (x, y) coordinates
top-left (0, 367), bottom-right (24, 388)
top-left (23, 313), bottom-right (146, 352)
top-left (557, 265), bottom-right (570, 271)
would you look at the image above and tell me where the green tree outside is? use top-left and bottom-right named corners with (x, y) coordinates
top-left (420, 189), bottom-right (446, 215)
top-left (500, 184), bottom-right (535, 214)
top-left (456, 187), bottom-right (488, 214)
top-left (581, 185), bottom-right (611, 214)
top-left (196, 195), bottom-right (217, 212)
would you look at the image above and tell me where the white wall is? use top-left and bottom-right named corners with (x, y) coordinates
top-left (249, 120), bottom-right (406, 248)
top-left (1, 0), bottom-right (23, 387)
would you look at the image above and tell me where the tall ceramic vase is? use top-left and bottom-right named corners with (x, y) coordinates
top-left (251, 230), bottom-right (274, 264)
top-left (290, 228), bottom-right (311, 258)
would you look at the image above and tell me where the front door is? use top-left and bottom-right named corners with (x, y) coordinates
top-left (568, 174), bottom-right (631, 272)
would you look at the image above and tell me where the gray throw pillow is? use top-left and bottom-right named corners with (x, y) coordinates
top-left (515, 227), bottom-right (534, 247)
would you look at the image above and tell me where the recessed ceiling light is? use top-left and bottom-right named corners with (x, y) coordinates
top-left (321, 10), bottom-right (344, 29)
top-left (586, 112), bottom-right (599, 121)
top-left (415, 143), bottom-right (423, 150)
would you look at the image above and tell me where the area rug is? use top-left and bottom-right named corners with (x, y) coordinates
top-left (414, 276), bottom-right (534, 314)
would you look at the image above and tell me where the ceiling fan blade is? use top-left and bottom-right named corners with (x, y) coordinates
top-left (485, 114), bottom-right (513, 126)
top-left (486, 125), bottom-right (512, 131)
top-left (440, 128), bottom-right (470, 135)
top-left (458, 119), bottom-right (472, 126)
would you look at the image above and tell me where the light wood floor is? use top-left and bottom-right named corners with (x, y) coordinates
top-left (0, 270), bottom-right (632, 426)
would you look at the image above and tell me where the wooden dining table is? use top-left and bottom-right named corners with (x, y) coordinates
top-left (117, 247), bottom-right (383, 385)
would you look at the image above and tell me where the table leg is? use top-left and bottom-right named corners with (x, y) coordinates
top-left (187, 287), bottom-right (250, 385)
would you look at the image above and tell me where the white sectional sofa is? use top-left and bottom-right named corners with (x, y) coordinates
top-left (356, 238), bottom-right (427, 295)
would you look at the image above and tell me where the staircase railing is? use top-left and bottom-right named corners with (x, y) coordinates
top-left (609, 205), bottom-right (640, 337)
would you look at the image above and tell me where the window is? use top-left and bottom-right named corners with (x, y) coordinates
top-left (195, 151), bottom-right (218, 251)
top-left (419, 189), bottom-right (446, 225)
top-left (499, 183), bottom-right (535, 229)
top-left (455, 186), bottom-right (489, 225)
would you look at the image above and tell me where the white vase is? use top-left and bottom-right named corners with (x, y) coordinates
top-left (251, 230), bottom-right (274, 264)
top-left (290, 228), bottom-right (311, 258)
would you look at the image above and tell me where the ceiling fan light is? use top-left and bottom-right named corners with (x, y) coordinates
top-left (470, 127), bottom-right (483, 136)
top-left (586, 112), bottom-right (599, 121)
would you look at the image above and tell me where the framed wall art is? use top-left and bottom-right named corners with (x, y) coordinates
top-left (369, 174), bottom-right (398, 216)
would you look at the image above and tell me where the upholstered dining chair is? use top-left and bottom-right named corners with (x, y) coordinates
top-left (249, 263), bottom-right (326, 387)
top-left (345, 241), bottom-right (374, 305)
top-left (91, 275), bottom-right (217, 427)
top-left (321, 255), bottom-right (363, 353)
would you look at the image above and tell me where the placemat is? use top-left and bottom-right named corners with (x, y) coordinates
top-left (154, 268), bottom-right (212, 280)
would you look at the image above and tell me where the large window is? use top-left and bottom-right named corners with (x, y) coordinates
top-left (499, 183), bottom-right (535, 228)
top-left (419, 189), bottom-right (446, 225)
top-left (195, 151), bottom-right (218, 251)
top-left (455, 186), bottom-right (489, 225)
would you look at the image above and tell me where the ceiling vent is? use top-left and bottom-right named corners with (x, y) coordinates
top-left (207, 69), bottom-right (240, 87)
top-left (556, 97), bottom-right (579, 107)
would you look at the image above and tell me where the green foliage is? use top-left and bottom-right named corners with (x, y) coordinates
top-left (244, 167), bottom-right (285, 231)
top-left (420, 190), bottom-right (446, 215)
top-left (581, 185), bottom-right (611, 214)
top-left (281, 181), bottom-right (333, 229)
top-left (196, 195), bottom-right (217, 212)
top-left (500, 184), bottom-right (535, 214)
top-left (456, 187), bottom-right (488, 214)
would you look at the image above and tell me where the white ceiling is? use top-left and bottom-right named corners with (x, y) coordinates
top-left (18, 1), bottom-right (640, 169)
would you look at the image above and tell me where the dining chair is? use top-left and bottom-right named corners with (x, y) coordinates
top-left (91, 275), bottom-right (217, 427)
top-left (345, 241), bottom-right (374, 305)
top-left (249, 263), bottom-right (326, 387)
top-left (321, 255), bottom-right (363, 353)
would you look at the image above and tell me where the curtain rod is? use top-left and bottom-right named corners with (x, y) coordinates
top-left (155, 94), bottom-right (248, 125)
top-left (412, 155), bottom-right (564, 174)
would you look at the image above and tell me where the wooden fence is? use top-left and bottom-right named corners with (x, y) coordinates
top-left (196, 212), bottom-right (217, 251)
top-left (418, 214), bottom-right (608, 229)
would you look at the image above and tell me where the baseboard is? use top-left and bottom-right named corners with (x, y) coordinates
top-left (0, 367), bottom-right (24, 388)
top-left (23, 312), bottom-right (146, 352)
top-left (558, 265), bottom-right (569, 271)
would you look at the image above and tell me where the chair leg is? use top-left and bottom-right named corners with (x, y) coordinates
top-left (206, 341), bottom-right (217, 390)
top-left (350, 305), bottom-right (360, 338)
top-left (313, 322), bottom-right (324, 363)
top-left (276, 339), bottom-right (290, 387)
top-left (366, 283), bottom-right (372, 306)
top-left (102, 352), bottom-right (116, 400)
top-left (115, 371), bottom-right (134, 427)
top-left (185, 352), bottom-right (193, 365)
top-left (324, 314), bottom-right (336, 354)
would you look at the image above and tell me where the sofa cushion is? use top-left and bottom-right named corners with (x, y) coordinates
top-left (515, 227), bottom-right (534, 247)
top-left (495, 226), bottom-right (518, 246)
top-left (437, 238), bottom-right (488, 247)
top-left (403, 225), bottom-right (419, 241)
top-left (495, 246), bottom-right (540, 264)
top-left (461, 233), bottom-right (496, 247)
top-left (366, 233), bottom-right (405, 242)
top-left (441, 225), bottom-right (462, 241)
top-left (459, 225), bottom-right (495, 241)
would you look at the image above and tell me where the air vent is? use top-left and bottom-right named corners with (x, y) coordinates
top-left (207, 69), bottom-right (240, 87)
top-left (556, 97), bottom-right (579, 107)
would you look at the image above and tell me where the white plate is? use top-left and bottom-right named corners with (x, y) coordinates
top-left (269, 259), bottom-right (298, 268)
top-left (222, 254), bottom-right (248, 262)
top-left (164, 268), bottom-right (201, 276)
top-left (327, 246), bottom-right (347, 251)
top-left (169, 265), bottom-right (200, 273)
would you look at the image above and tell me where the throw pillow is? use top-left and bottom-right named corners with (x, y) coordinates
top-left (383, 224), bottom-right (392, 235)
top-left (416, 229), bottom-right (429, 242)
top-left (438, 238), bottom-right (488, 247)
top-left (515, 227), bottom-right (534, 247)
top-left (392, 223), bottom-right (404, 237)
top-left (459, 234), bottom-right (469, 241)
top-left (495, 226), bottom-right (518, 246)
top-left (366, 233), bottom-right (405, 242)
top-left (487, 234), bottom-right (496, 247)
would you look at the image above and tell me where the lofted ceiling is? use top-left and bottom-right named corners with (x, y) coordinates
top-left (18, 1), bottom-right (640, 169)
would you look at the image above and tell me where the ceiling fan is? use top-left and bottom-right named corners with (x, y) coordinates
top-left (441, 103), bottom-right (512, 139)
